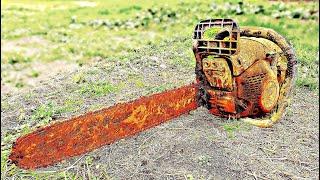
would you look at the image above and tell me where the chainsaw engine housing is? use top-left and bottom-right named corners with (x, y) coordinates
top-left (193, 19), bottom-right (296, 118)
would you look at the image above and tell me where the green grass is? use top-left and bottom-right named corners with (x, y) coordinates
top-left (222, 121), bottom-right (253, 139)
top-left (3, 52), bottom-right (32, 65)
top-left (31, 101), bottom-right (56, 122)
top-left (78, 81), bottom-right (123, 97)
top-left (1, 0), bottom-right (318, 91)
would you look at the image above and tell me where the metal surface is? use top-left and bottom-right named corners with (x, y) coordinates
top-left (9, 84), bottom-right (198, 169)
top-left (193, 19), bottom-right (240, 56)
top-left (193, 19), bottom-right (297, 126)
top-left (202, 56), bottom-right (233, 91)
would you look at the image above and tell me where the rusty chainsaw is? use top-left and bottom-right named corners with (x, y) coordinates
top-left (9, 19), bottom-right (297, 169)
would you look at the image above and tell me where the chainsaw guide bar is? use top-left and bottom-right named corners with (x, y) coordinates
top-left (10, 84), bottom-right (198, 169)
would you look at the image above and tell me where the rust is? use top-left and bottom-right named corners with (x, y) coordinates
top-left (193, 18), bottom-right (296, 126)
top-left (9, 84), bottom-right (198, 169)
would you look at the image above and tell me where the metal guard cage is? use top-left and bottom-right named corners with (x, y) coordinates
top-left (193, 19), bottom-right (240, 56)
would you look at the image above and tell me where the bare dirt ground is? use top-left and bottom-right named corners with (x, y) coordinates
top-left (1, 36), bottom-right (79, 95)
top-left (1, 38), bottom-right (319, 179)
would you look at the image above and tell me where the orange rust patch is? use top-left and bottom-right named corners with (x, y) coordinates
top-left (9, 84), bottom-right (198, 169)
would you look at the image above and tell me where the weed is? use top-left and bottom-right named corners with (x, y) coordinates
top-left (118, 5), bottom-right (142, 14)
top-left (31, 101), bottom-right (56, 123)
top-left (134, 79), bottom-right (146, 88)
top-left (1, 101), bottom-right (10, 111)
top-left (222, 121), bottom-right (252, 139)
top-left (78, 81), bottom-right (120, 97)
top-left (15, 81), bottom-right (24, 88)
top-left (98, 9), bottom-right (110, 15)
top-left (59, 98), bottom-right (84, 113)
top-left (5, 53), bottom-right (31, 65)
top-left (23, 92), bottom-right (35, 101)
top-left (186, 174), bottom-right (194, 180)
top-left (72, 73), bottom-right (86, 84)
top-left (29, 70), bottom-right (39, 78)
